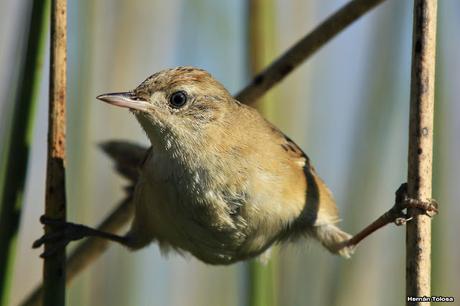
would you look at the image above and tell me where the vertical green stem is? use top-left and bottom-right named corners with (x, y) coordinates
top-left (247, 259), bottom-right (277, 306)
top-left (246, 1), bottom-right (277, 306)
top-left (0, 1), bottom-right (49, 305)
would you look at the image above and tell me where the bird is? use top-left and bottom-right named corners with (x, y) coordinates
top-left (33, 66), bottom-right (354, 264)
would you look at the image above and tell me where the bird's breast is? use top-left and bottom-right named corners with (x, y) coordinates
top-left (136, 153), bottom-right (250, 264)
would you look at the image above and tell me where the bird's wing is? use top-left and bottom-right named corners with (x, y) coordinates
top-left (269, 125), bottom-right (341, 225)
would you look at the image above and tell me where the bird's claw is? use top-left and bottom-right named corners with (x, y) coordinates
top-left (405, 197), bottom-right (439, 217)
top-left (393, 183), bottom-right (439, 223)
top-left (394, 216), bottom-right (413, 226)
top-left (33, 215), bottom-right (90, 258)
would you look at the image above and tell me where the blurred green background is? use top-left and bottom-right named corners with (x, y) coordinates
top-left (1, 0), bottom-right (459, 305)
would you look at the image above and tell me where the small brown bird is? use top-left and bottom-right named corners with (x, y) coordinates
top-left (34, 66), bottom-right (353, 264)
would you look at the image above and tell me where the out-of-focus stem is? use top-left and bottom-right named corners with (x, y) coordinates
top-left (0, 1), bottom-right (49, 305)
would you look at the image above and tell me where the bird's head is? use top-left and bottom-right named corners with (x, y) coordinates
top-left (97, 67), bottom-right (239, 153)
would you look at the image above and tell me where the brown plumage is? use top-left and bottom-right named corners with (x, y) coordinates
top-left (102, 66), bottom-right (353, 263)
top-left (34, 66), bottom-right (353, 263)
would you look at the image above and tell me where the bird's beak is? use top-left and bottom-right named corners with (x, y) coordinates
top-left (97, 92), bottom-right (151, 112)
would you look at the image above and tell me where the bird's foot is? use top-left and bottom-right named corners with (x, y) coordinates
top-left (33, 215), bottom-right (92, 258)
top-left (392, 183), bottom-right (439, 226)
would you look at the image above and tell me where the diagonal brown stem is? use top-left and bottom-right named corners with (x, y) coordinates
top-left (236, 0), bottom-right (386, 104)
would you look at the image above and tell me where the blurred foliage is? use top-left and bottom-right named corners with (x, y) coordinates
top-left (246, 0), bottom-right (278, 306)
top-left (0, 1), bottom-right (49, 305)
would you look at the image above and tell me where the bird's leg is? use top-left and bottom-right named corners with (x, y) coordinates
top-left (33, 215), bottom-right (133, 258)
top-left (344, 183), bottom-right (438, 248)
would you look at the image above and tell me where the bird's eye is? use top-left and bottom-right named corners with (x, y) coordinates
top-left (169, 91), bottom-right (188, 108)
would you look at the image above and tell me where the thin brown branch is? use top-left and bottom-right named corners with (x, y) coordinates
top-left (406, 0), bottom-right (437, 303)
top-left (236, 0), bottom-right (386, 104)
top-left (42, 0), bottom-right (67, 305)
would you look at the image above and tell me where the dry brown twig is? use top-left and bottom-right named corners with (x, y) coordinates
top-left (405, 0), bottom-right (437, 303)
top-left (21, 0), bottom-right (387, 305)
top-left (42, 0), bottom-right (67, 305)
